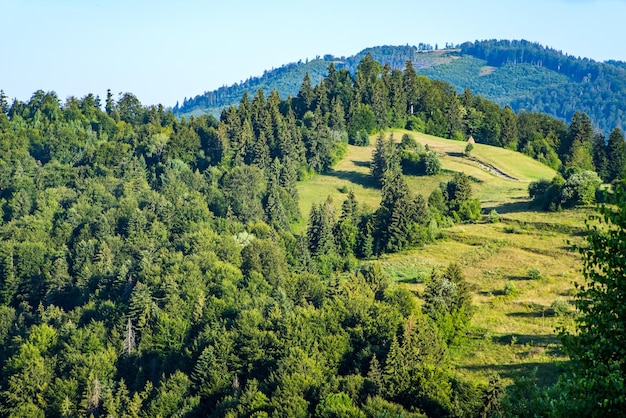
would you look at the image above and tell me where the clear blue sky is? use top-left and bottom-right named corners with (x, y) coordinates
top-left (2, 0), bottom-right (625, 107)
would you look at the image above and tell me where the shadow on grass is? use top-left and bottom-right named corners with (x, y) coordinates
top-left (506, 274), bottom-right (532, 281)
top-left (325, 169), bottom-right (378, 189)
top-left (461, 361), bottom-right (566, 387)
top-left (446, 151), bottom-right (465, 158)
top-left (492, 333), bottom-right (560, 348)
top-left (507, 311), bottom-right (548, 319)
top-left (483, 200), bottom-right (534, 214)
top-left (351, 160), bottom-right (370, 168)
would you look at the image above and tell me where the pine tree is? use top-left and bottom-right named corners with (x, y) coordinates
top-left (251, 130), bottom-right (270, 170)
top-left (370, 133), bottom-right (400, 185)
top-left (403, 60), bottom-right (418, 114)
top-left (563, 112), bottom-right (594, 172)
top-left (329, 96), bottom-right (346, 131)
top-left (306, 197), bottom-right (337, 256)
top-left (0, 90), bottom-right (9, 114)
top-left (592, 132), bottom-right (609, 181)
top-left (367, 356), bottom-right (384, 396)
top-left (334, 194), bottom-right (359, 258)
top-left (500, 105), bottom-right (519, 149)
top-left (105, 89), bottom-right (115, 116)
top-left (606, 127), bottom-right (626, 182)
top-left (295, 72), bottom-right (315, 118)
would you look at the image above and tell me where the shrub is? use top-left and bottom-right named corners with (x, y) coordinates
top-left (527, 268), bottom-right (542, 280)
top-left (551, 298), bottom-right (570, 316)
top-left (560, 170), bottom-right (602, 207)
top-left (400, 133), bottom-right (418, 150)
top-left (464, 142), bottom-right (474, 156)
top-left (405, 115), bottom-right (426, 132)
top-left (504, 281), bottom-right (517, 296)
top-left (488, 209), bottom-right (500, 223)
top-left (423, 151), bottom-right (441, 175)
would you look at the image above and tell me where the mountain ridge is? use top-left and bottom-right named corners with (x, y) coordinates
top-left (174, 40), bottom-right (626, 134)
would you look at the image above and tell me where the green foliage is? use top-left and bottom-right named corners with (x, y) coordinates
top-left (422, 263), bottom-right (473, 345)
top-left (503, 281), bottom-right (517, 296)
top-left (315, 392), bottom-right (364, 418)
top-left (550, 298), bottom-right (570, 317)
top-left (527, 267), bottom-right (543, 280)
top-left (560, 171), bottom-right (602, 206)
top-left (1, 51), bottom-right (612, 418)
top-left (441, 172), bottom-right (481, 222)
top-left (558, 183), bottom-right (626, 415)
top-left (487, 209), bottom-right (499, 223)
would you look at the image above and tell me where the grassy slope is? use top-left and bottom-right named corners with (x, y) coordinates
top-left (296, 130), bottom-right (585, 386)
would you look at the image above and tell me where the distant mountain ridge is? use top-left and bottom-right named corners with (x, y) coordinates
top-left (173, 40), bottom-right (626, 134)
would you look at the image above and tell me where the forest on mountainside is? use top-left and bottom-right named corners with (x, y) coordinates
top-left (0, 53), bottom-right (624, 416)
top-left (174, 41), bottom-right (626, 137)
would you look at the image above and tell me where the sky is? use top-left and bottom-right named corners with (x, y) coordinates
top-left (2, 0), bottom-right (626, 107)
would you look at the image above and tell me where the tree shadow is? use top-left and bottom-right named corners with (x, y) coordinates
top-left (351, 160), bottom-right (370, 168)
top-left (461, 361), bottom-right (566, 386)
top-left (483, 200), bottom-right (534, 214)
top-left (325, 169), bottom-right (379, 189)
top-left (506, 274), bottom-right (532, 281)
top-left (492, 333), bottom-right (560, 347)
top-left (507, 311), bottom-right (547, 319)
top-left (446, 151), bottom-right (465, 158)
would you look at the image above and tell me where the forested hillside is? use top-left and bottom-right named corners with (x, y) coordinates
top-left (0, 52), bottom-right (624, 416)
top-left (174, 41), bottom-right (626, 135)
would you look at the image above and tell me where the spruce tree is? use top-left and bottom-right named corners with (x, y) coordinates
top-left (592, 132), bottom-right (608, 181)
top-left (606, 127), bottom-right (626, 182)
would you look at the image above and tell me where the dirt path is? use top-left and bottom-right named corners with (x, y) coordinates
top-left (467, 156), bottom-right (519, 181)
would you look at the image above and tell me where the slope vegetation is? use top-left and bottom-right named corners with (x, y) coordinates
top-left (298, 131), bottom-right (583, 385)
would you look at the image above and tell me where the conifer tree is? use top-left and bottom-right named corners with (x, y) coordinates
top-left (592, 132), bottom-right (609, 181)
top-left (606, 127), bottom-right (626, 182)
top-left (295, 72), bottom-right (315, 118)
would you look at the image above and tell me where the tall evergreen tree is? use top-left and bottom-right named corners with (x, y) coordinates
top-left (606, 127), bottom-right (626, 182)
top-left (294, 72), bottom-right (315, 119)
top-left (592, 132), bottom-right (609, 181)
top-left (563, 112), bottom-right (594, 172)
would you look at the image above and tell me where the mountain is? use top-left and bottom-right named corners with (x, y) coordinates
top-left (173, 40), bottom-right (626, 134)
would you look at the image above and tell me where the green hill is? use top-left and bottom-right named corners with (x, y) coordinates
top-left (174, 41), bottom-right (626, 134)
top-left (297, 130), bottom-right (582, 386)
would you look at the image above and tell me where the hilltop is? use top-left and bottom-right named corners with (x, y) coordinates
top-left (174, 41), bottom-right (626, 135)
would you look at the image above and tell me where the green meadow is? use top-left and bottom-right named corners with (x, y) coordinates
top-left (296, 130), bottom-right (585, 386)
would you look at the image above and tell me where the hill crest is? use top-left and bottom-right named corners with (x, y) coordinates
top-left (173, 41), bottom-right (626, 135)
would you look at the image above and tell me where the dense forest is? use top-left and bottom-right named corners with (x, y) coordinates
top-left (0, 53), bottom-right (624, 417)
top-left (459, 40), bottom-right (626, 134)
top-left (174, 41), bottom-right (626, 136)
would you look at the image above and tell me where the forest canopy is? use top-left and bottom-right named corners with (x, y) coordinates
top-left (0, 52), bottom-right (623, 416)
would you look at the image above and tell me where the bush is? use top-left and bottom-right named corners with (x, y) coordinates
top-left (464, 142), bottom-right (474, 156)
top-left (561, 171), bottom-right (602, 207)
top-left (527, 268), bottom-right (542, 280)
top-left (405, 115), bottom-right (426, 132)
top-left (488, 209), bottom-right (500, 223)
top-left (551, 298), bottom-right (570, 316)
top-left (504, 281), bottom-right (517, 296)
top-left (351, 129), bottom-right (370, 146)
top-left (423, 151), bottom-right (441, 175)
top-left (400, 133), bottom-right (419, 150)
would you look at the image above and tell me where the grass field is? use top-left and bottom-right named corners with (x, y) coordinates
top-left (296, 131), bottom-right (586, 386)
